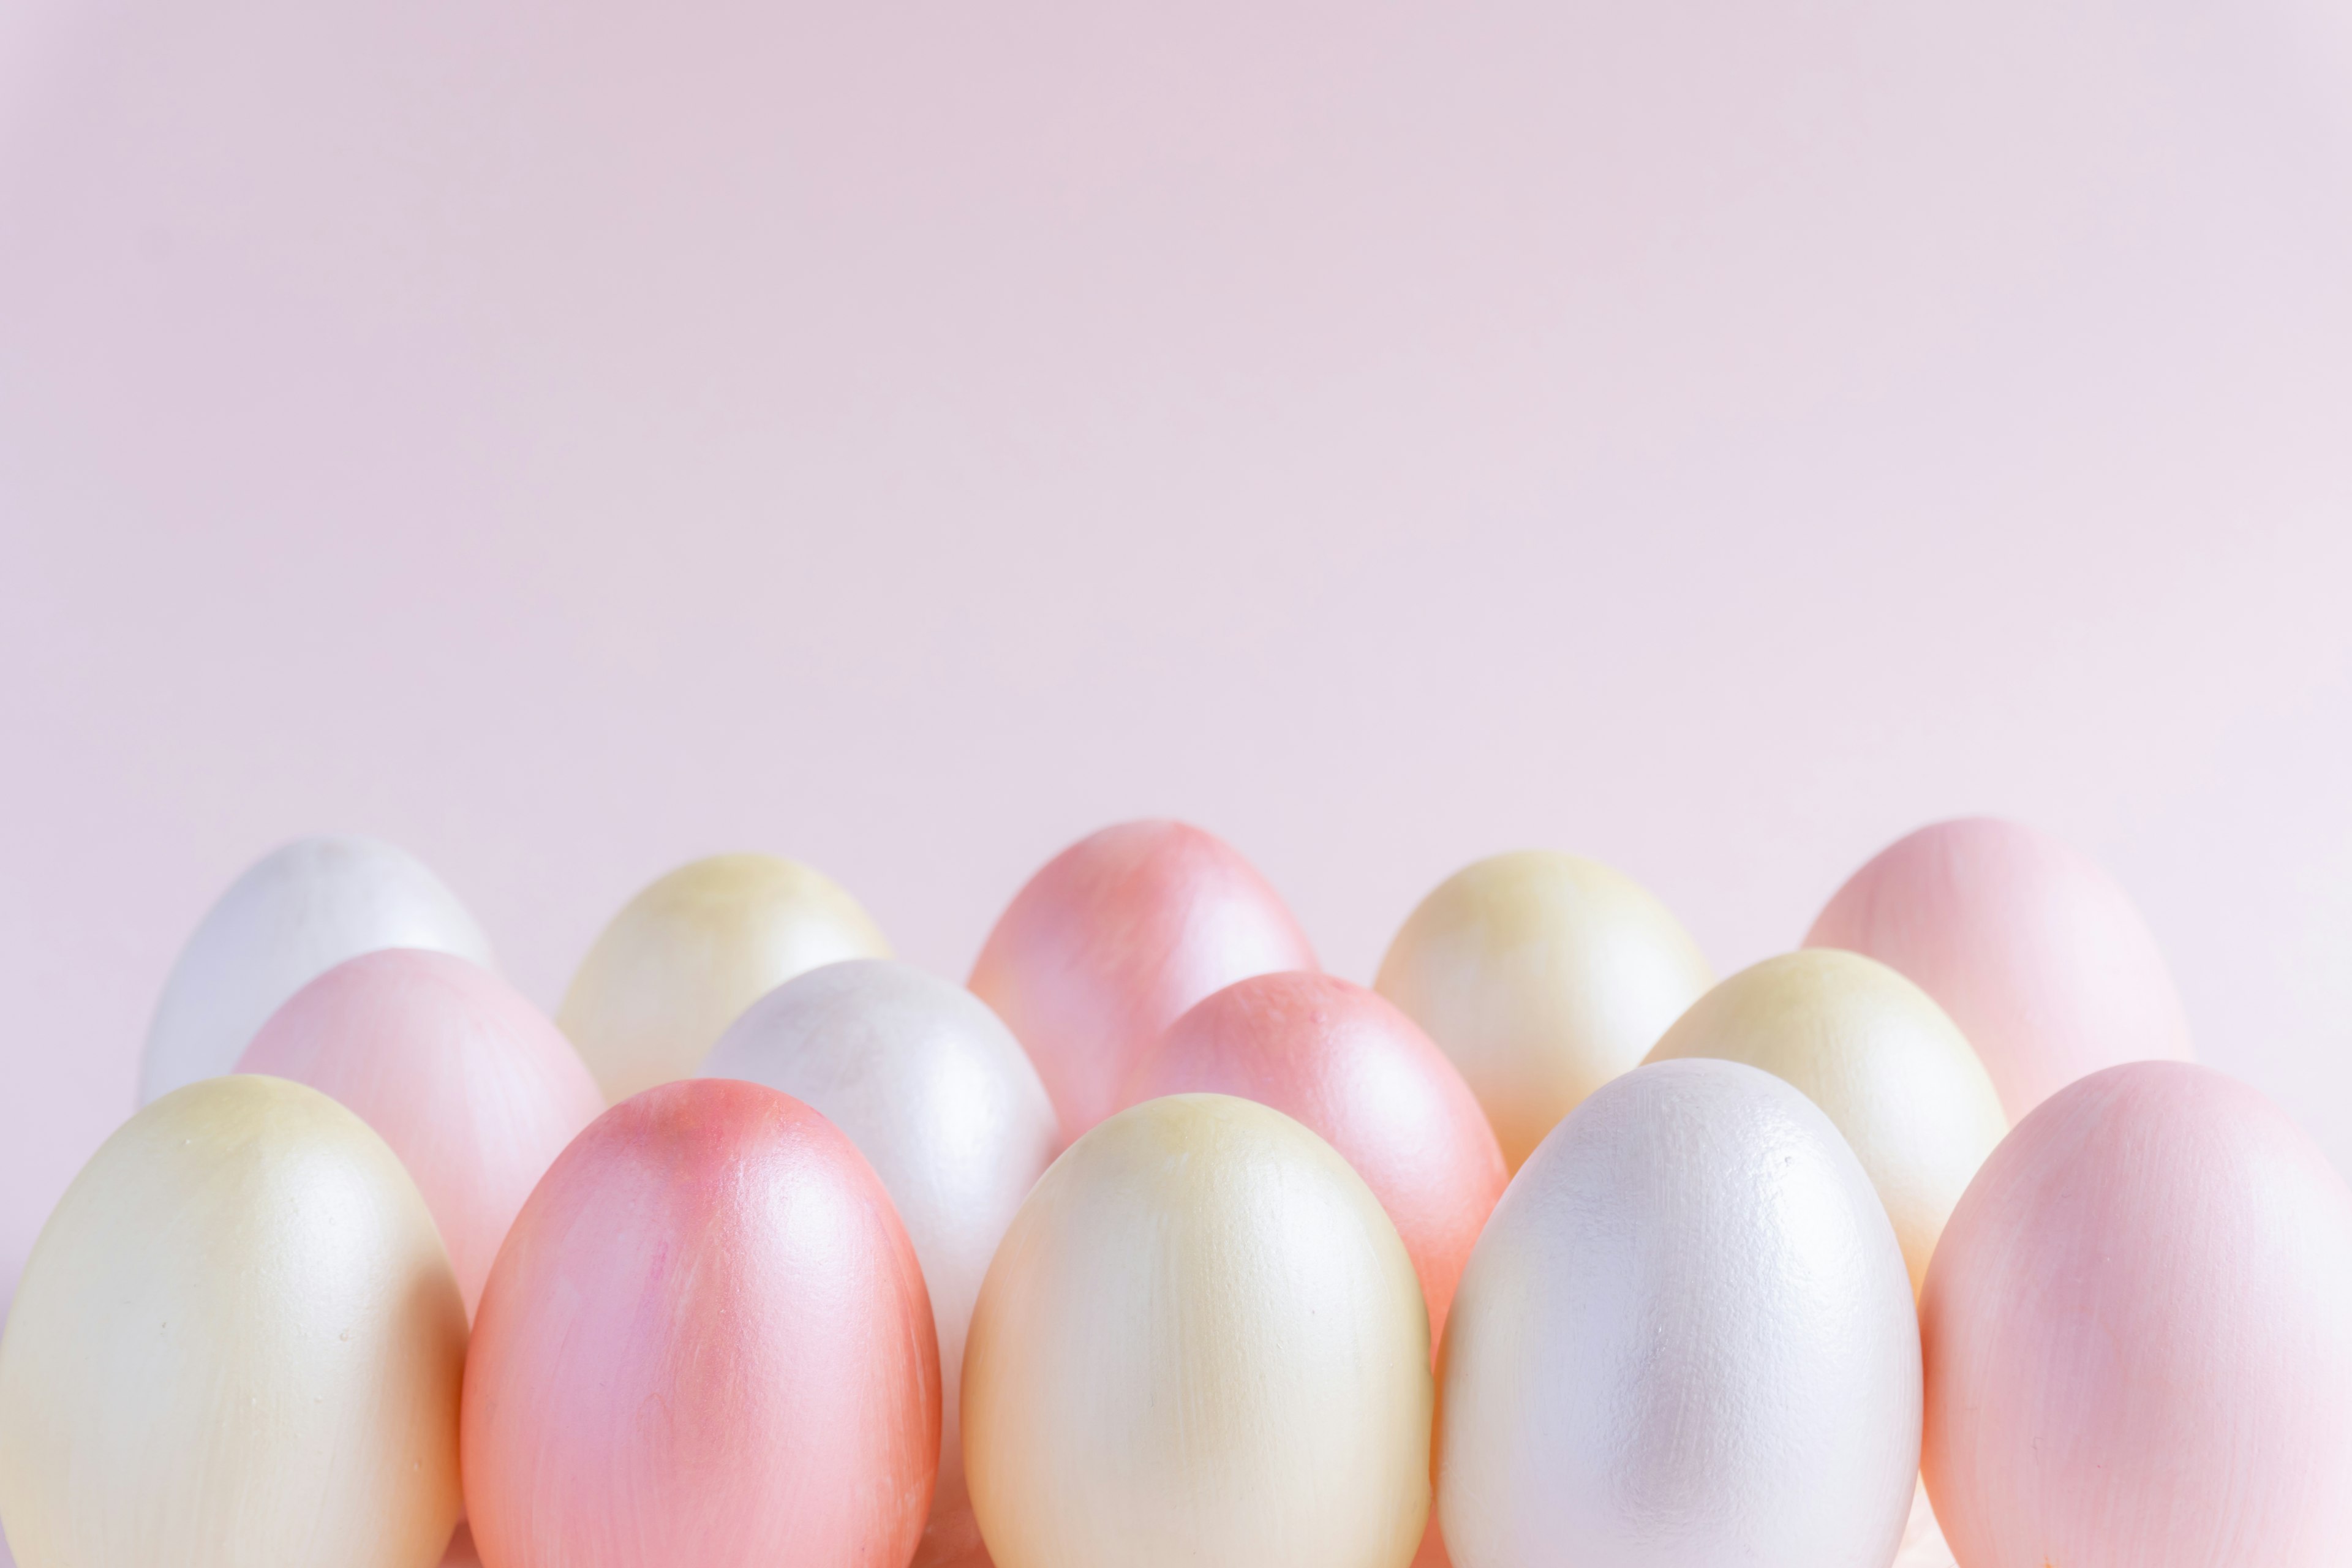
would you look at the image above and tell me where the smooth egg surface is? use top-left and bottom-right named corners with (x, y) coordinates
top-left (1119, 971), bottom-right (1506, 1348)
top-left (968, 821), bottom-right (1318, 1142)
top-left (235, 948), bottom-right (606, 1318)
top-left (1374, 850), bottom-right (1713, 1171)
top-left (0, 1076), bottom-right (467, 1568)
top-left (1806, 816), bottom-right (2192, 1121)
top-left (140, 835), bottom-right (495, 1104)
top-left (1438, 1058), bottom-right (1920, 1568)
top-left (962, 1094), bottom-right (1431, 1568)
top-left (699, 958), bottom-right (1059, 1568)
top-left (556, 853), bottom-right (891, 1103)
top-left (1922, 1061), bottom-right (2352, 1567)
top-left (461, 1077), bottom-right (940, 1568)
top-left (1643, 949), bottom-right (2008, 1295)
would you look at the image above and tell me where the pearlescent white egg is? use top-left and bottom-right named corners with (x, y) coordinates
top-left (0, 1076), bottom-right (467, 1568)
top-left (141, 836), bottom-right (496, 1104)
top-left (699, 958), bottom-right (1059, 1568)
top-left (1438, 1058), bottom-right (1920, 1568)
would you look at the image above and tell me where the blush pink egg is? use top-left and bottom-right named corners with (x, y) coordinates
top-left (1922, 1061), bottom-right (2352, 1567)
top-left (970, 820), bottom-right (1318, 1142)
top-left (1806, 817), bottom-right (2192, 1121)
top-left (462, 1079), bottom-right (940, 1568)
top-left (1120, 971), bottom-right (1506, 1349)
top-left (236, 947), bottom-right (605, 1319)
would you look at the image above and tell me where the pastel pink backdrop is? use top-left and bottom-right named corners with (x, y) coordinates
top-left (6, 0), bottom-right (2352, 1424)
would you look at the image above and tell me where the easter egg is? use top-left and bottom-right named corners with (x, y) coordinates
top-left (1438, 1059), bottom-right (1920, 1568)
top-left (556, 853), bottom-right (891, 1103)
top-left (0, 1076), bottom-right (467, 1568)
top-left (1806, 817), bottom-right (2192, 1120)
top-left (968, 821), bottom-right (1317, 1142)
top-left (699, 959), bottom-right (1058, 1568)
top-left (1374, 850), bottom-right (1712, 1170)
top-left (1921, 1061), bottom-right (2352, 1567)
top-left (1119, 971), bottom-right (1506, 1346)
top-left (141, 835), bottom-right (494, 1103)
top-left (962, 1094), bottom-right (1431, 1568)
top-left (235, 948), bottom-right (605, 1317)
top-left (1643, 949), bottom-right (2007, 1295)
top-left (461, 1077), bottom-right (939, 1568)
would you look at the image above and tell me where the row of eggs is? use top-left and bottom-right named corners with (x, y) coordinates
top-left (0, 820), bottom-right (2345, 1568)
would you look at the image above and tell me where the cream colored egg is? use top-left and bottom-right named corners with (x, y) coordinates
top-left (0, 1076), bottom-right (467, 1568)
top-left (1644, 949), bottom-right (2008, 1296)
top-left (963, 1093), bottom-right (1431, 1568)
top-left (1375, 850), bottom-right (1713, 1170)
top-left (556, 853), bottom-right (891, 1102)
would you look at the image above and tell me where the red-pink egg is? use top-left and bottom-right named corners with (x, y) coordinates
top-left (970, 821), bottom-right (1317, 1142)
top-left (1806, 817), bottom-right (2192, 1120)
top-left (236, 948), bottom-right (605, 1319)
top-left (1923, 1061), bottom-right (2352, 1567)
top-left (1120, 971), bottom-right (1504, 1349)
top-left (461, 1079), bottom-right (940, 1568)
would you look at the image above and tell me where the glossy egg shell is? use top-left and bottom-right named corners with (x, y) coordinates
top-left (1438, 1058), bottom-right (1920, 1568)
top-left (141, 835), bottom-right (494, 1104)
top-left (236, 948), bottom-right (606, 1318)
top-left (968, 821), bottom-right (1317, 1143)
top-left (699, 958), bottom-right (1059, 1568)
top-left (1921, 1061), bottom-right (2352, 1567)
top-left (0, 1076), bottom-right (467, 1568)
top-left (1806, 817), bottom-right (2192, 1120)
top-left (461, 1077), bottom-right (940, 1568)
top-left (962, 1093), bottom-right (1431, 1568)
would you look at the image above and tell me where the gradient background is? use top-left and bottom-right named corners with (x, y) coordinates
top-left (6, 0), bottom-right (2352, 1382)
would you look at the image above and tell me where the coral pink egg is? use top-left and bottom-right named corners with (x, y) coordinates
top-left (461, 1079), bottom-right (941, 1568)
top-left (1120, 972), bottom-right (1505, 1348)
top-left (236, 948), bottom-right (605, 1319)
top-left (1922, 1061), bottom-right (2352, 1567)
top-left (1806, 817), bottom-right (2192, 1121)
top-left (970, 821), bottom-right (1317, 1142)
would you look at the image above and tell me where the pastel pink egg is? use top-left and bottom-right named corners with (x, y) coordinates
top-left (970, 821), bottom-right (1318, 1142)
top-left (236, 948), bottom-right (605, 1319)
top-left (1806, 817), bottom-right (2192, 1120)
top-left (1923, 1061), bottom-right (2352, 1567)
top-left (1120, 971), bottom-right (1505, 1349)
top-left (461, 1079), bottom-right (941, 1568)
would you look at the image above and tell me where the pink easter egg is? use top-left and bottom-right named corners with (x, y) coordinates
top-left (1120, 971), bottom-right (1505, 1349)
top-left (1806, 817), bottom-right (2192, 1120)
top-left (462, 1078), bottom-right (940, 1568)
top-left (1922, 1061), bottom-right (2352, 1567)
top-left (236, 947), bottom-right (605, 1318)
top-left (970, 820), bottom-right (1317, 1142)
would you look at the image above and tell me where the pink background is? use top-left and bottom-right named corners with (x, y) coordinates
top-left (6, 0), bottom-right (2352, 1381)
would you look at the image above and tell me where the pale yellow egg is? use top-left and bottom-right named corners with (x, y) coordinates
top-left (1643, 948), bottom-right (2008, 1296)
top-left (1374, 850), bottom-right (1713, 1170)
top-left (962, 1093), bottom-right (1431, 1568)
top-left (0, 1076), bottom-right (466, 1568)
top-left (556, 853), bottom-right (891, 1102)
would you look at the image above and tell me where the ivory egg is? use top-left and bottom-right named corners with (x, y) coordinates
top-left (1806, 817), bottom-right (2192, 1120)
top-left (1375, 850), bottom-right (1712, 1170)
top-left (1120, 971), bottom-right (1506, 1346)
top-left (699, 959), bottom-right (1058, 1568)
top-left (1438, 1059), bottom-right (1920, 1568)
top-left (1643, 949), bottom-right (2007, 1295)
top-left (462, 1078), bottom-right (939, 1568)
top-left (968, 821), bottom-right (1317, 1142)
top-left (235, 948), bottom-right (605, 1318)
top-left (556, 853), bottom-right (891, 1102)
top-left (962, 1094), bottom-right (1431, 1568)
top-left (1922, 1061), bottom-right (2352, 1567)
top-left (0, 1076), bottom-right (467, 1568)
top-left (141, 835), bottom-right (494, 1103)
